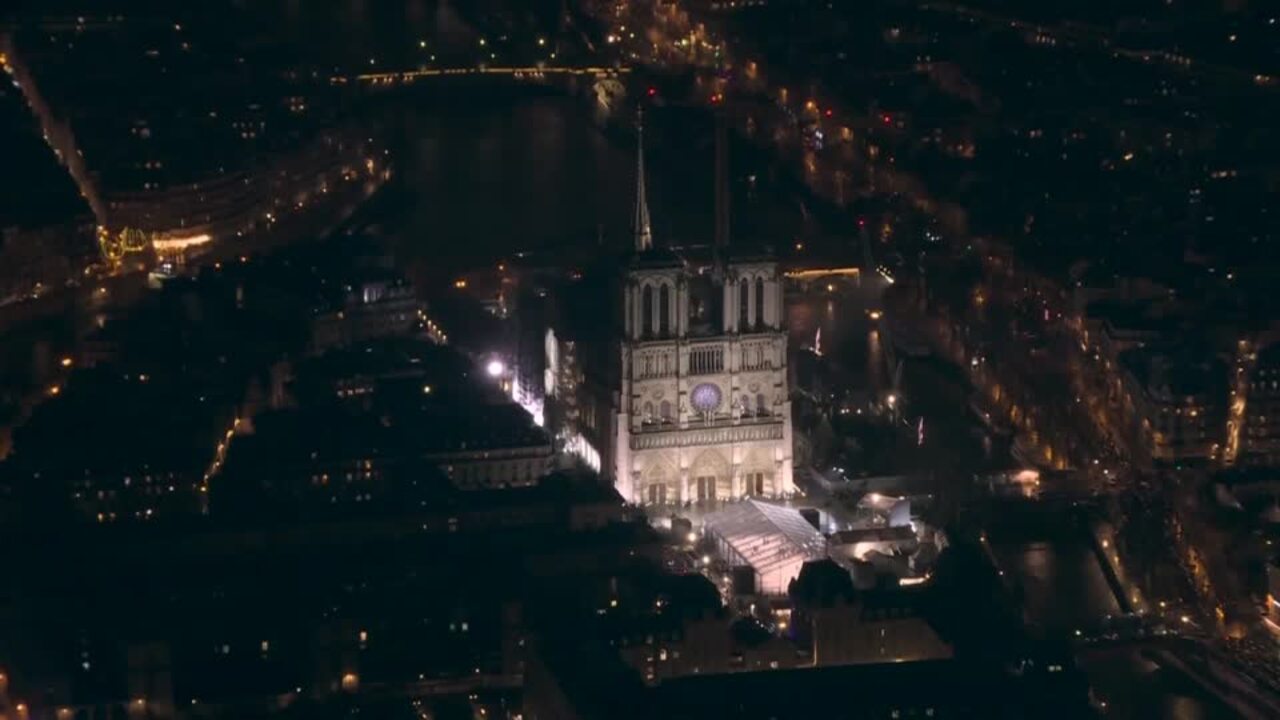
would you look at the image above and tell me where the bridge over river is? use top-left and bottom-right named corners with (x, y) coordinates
top-left (984, 501), bottom-right (1249, 718)
top-left (983, 501), bottom-right (1125, 637)
top-left (346, 64), bottom-right (630, 87)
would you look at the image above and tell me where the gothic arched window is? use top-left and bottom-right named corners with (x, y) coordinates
top-left (659, 284), bottom-right (671, 337)
top-left (642, 284), bottom-right (654, 337)
top-left (755, 277), bottom-right (765, 329)
top-left (739, 277), bottom-right (749, 329)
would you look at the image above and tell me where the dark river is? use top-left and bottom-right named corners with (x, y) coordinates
top-left (383, 91), bottom-right (810, 269)
top-left (991, 539), bottom-right (1121, 634)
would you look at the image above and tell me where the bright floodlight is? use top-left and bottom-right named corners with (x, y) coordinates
top-left (486, 359), bottom-right (505, 377)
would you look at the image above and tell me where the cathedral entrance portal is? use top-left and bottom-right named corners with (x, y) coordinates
top-left (741, 449), bottom-right (776, 498)
top-left (647, 483), bottom-right (668, 505)
top-left (641, 460), bottom-right (677, 507)
top-left (695, 476), bottom-right (716, 502)
top-left (690, 450), bottom-right (731, 504)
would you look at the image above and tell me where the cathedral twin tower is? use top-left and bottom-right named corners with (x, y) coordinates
top-left (610, 110), bottom-right (794, 506)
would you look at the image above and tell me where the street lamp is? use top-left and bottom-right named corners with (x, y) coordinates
top-left (486, 359), bottom-right (506, 378)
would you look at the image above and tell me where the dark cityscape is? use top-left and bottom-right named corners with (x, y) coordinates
top-left (1, 0), bottom-right (1278, 718)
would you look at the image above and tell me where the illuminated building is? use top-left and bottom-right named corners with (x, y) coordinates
top-left (543, 325), bottom-right (600, 473)
top-left (310, 275), bottom-right (424, 352)
top-left (8, 25), bottom-right (382, 267)
top-left (291, 339), bottom-right (554, 490)
top-left (422, 402), bottom-right (555, 491)
top-left (550, 115), bottom-right (794, 505)
top-left (99, 129), bottom-right (380, 264)
top-left (788, 560), bottom-right (950, 667)
top-left (695, 0), bottom-right (771, 11)
top-left (1243, 340), bottom-right (1280, 465)
top-left (1117, 347), bottom-right (1228, 464)
top-left (545, 114), bottom-right (793, 502)
top-left (513, 284), bottom-right (553, 428)
top-left (828, 525), bottom-right (919, 564)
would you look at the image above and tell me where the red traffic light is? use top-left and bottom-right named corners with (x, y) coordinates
top-left (647, 87), bottom-right (657, 97)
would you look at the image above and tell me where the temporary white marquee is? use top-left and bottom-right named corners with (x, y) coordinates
top-left (704, 500), bottom-right (827, 595)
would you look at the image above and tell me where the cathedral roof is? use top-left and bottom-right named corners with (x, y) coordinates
top-left (627, 246), bottom-right (684, 271)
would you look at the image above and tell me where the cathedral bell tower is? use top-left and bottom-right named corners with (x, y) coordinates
top-left (622, 108), bottom-right (685, 342)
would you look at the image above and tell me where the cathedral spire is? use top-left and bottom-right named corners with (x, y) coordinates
top-left (633, 108), bottom-right (653, 252)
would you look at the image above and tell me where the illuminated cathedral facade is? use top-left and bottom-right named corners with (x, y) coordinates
top-left (608, 116), bottom-right (794, 506)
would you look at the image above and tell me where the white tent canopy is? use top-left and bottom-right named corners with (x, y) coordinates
top-left (704, 500), bottom-right (827, 595)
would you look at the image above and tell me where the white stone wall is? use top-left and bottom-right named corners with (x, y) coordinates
top-left (627, 440), bottom-right (789, 505)
top-left (613, 262), bottom-right (793, 505)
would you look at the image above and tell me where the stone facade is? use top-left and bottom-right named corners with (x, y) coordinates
top-left (612, 259), bottom-right (794, 505)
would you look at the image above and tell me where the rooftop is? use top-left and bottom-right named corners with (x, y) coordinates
top-left (295, 339), bottom-right (467, 387)
top-left (830, 525), bottom-right (917, 546)
top-left (788, 558), bottom-right (856, 607)
top-left (292, 340), bottom-right (550, 453)
top-left (397, 401), bottom-right (552, 454)
top-left (649, 658), bottom-right (1079, 718)
top-left (1120, 346), bottom-right (1228, 404)
top-left (1088, 299), bottom-right (1182, 337)
top-left (1256, 341), bottom-right (1280, 369)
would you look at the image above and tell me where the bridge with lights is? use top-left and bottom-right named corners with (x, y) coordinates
top-left (782, 267), bottom-right (861, 281)
top-left (342, 64), bottom-right (631, 88)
